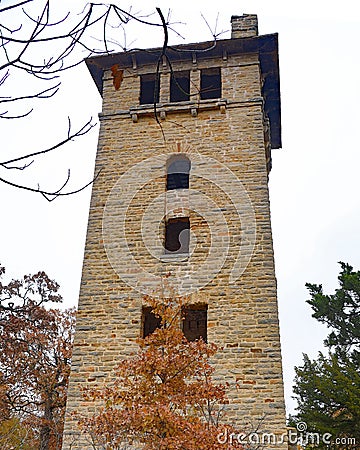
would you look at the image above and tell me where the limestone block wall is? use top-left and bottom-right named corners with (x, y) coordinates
top-left (62, 51), bottom-right (287, 449)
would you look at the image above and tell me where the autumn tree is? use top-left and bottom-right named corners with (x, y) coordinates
top-left (291, 262), bottom-right (360, 449)
top-left (78, 295), bottom-right (244, 450)
top-left (0, 264), bottom-right (76, 449)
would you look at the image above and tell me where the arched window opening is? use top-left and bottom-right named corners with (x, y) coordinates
top-left (166, 156), bottom-right (190, 190)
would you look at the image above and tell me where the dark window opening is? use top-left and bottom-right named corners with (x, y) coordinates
top-left (142, 307), bottom-right (161, 338)
top-left (182, 305), bottom-right (208, 342)
top-left (200, 68), bottom-right (221, 100)
top-left (140, 73), bottom-right (160, 105)
top-left (165, 218), bottom-right (190, 254)
top-left (170, 70), bottom-right (190, 102)
top-left (166, 157), bottom-right (190, 190)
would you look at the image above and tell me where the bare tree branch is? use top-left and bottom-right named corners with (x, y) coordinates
top-left (0, 0), bottom-right (33, 14)
top-left (0, 168), bottom-right (101, 202)
top-left (0, 82), bottom-right (60, 104)
top-left (0, 107), bottom-right (33, 119)
top-left (0, 3), bottom-right (223, 201)
top-left (0, 117), bottom-right (96, 168)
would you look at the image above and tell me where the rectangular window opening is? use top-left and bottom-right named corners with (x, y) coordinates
top-left (167, 172), bottom-right (189, 190)
top-left (166, 158), bottom-right (190, 190)
top-left (165, 218), bottom-right (190, 254)
top-left (200, 67), bottom-right (221, 100)
top-left (170, 70), bottom-right (190, 102)
top-left (182, 305), bottom-right (208, 342)
top-left (142, 306), bottom-right (161, 338)
top-left (140, 73), bottom-right (160, 105)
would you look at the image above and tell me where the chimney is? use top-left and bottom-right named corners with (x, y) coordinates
top-left (231, 14), bottom-right (258, 38)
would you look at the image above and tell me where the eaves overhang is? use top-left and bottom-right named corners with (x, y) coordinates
top-left (86, 33), bottom-right (281, 149)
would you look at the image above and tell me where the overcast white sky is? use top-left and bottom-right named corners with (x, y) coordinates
top-left (1, 0), bottom-right (360, 415)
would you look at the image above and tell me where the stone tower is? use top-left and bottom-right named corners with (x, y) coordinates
top-left (63, 14), bottom-right (287, 449)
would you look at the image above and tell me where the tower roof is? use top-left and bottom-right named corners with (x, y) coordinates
top-left (86, 33), bottom-right (281, 149)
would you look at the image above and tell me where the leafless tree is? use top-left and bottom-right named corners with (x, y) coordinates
top-left (0, 1), bottom-right (224, 201)
top-left (0, 1), bottom-right (160, 201)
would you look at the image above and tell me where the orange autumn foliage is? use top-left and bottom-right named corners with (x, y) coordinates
top-left (78, 295), bottom-right (243, 449)
top-left (111, 64), bottom-right (124, 90)
top-left (0, 265), bottom-right (75, 450)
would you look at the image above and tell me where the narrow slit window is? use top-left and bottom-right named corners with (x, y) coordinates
top-left (165, 218), bottom-right (190, 254)
top-left (182, 305), bottom-right (208, 342)
top-left (142, 307), bottom-right (161, 338)
top-left (166, 157), bottom-right (190, 190)
top-left (140, 73), bottom-right (160, 105)
top-left (170, 70), bottom-right (190, 102)
top-left (200, 67), bottom-right (221, 100)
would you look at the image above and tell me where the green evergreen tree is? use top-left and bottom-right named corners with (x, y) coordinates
top-left (292, 263), bottom-right (360, 449)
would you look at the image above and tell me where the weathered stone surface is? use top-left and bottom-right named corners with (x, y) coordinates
top-left (62, 15), bottom-right (287, 450)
